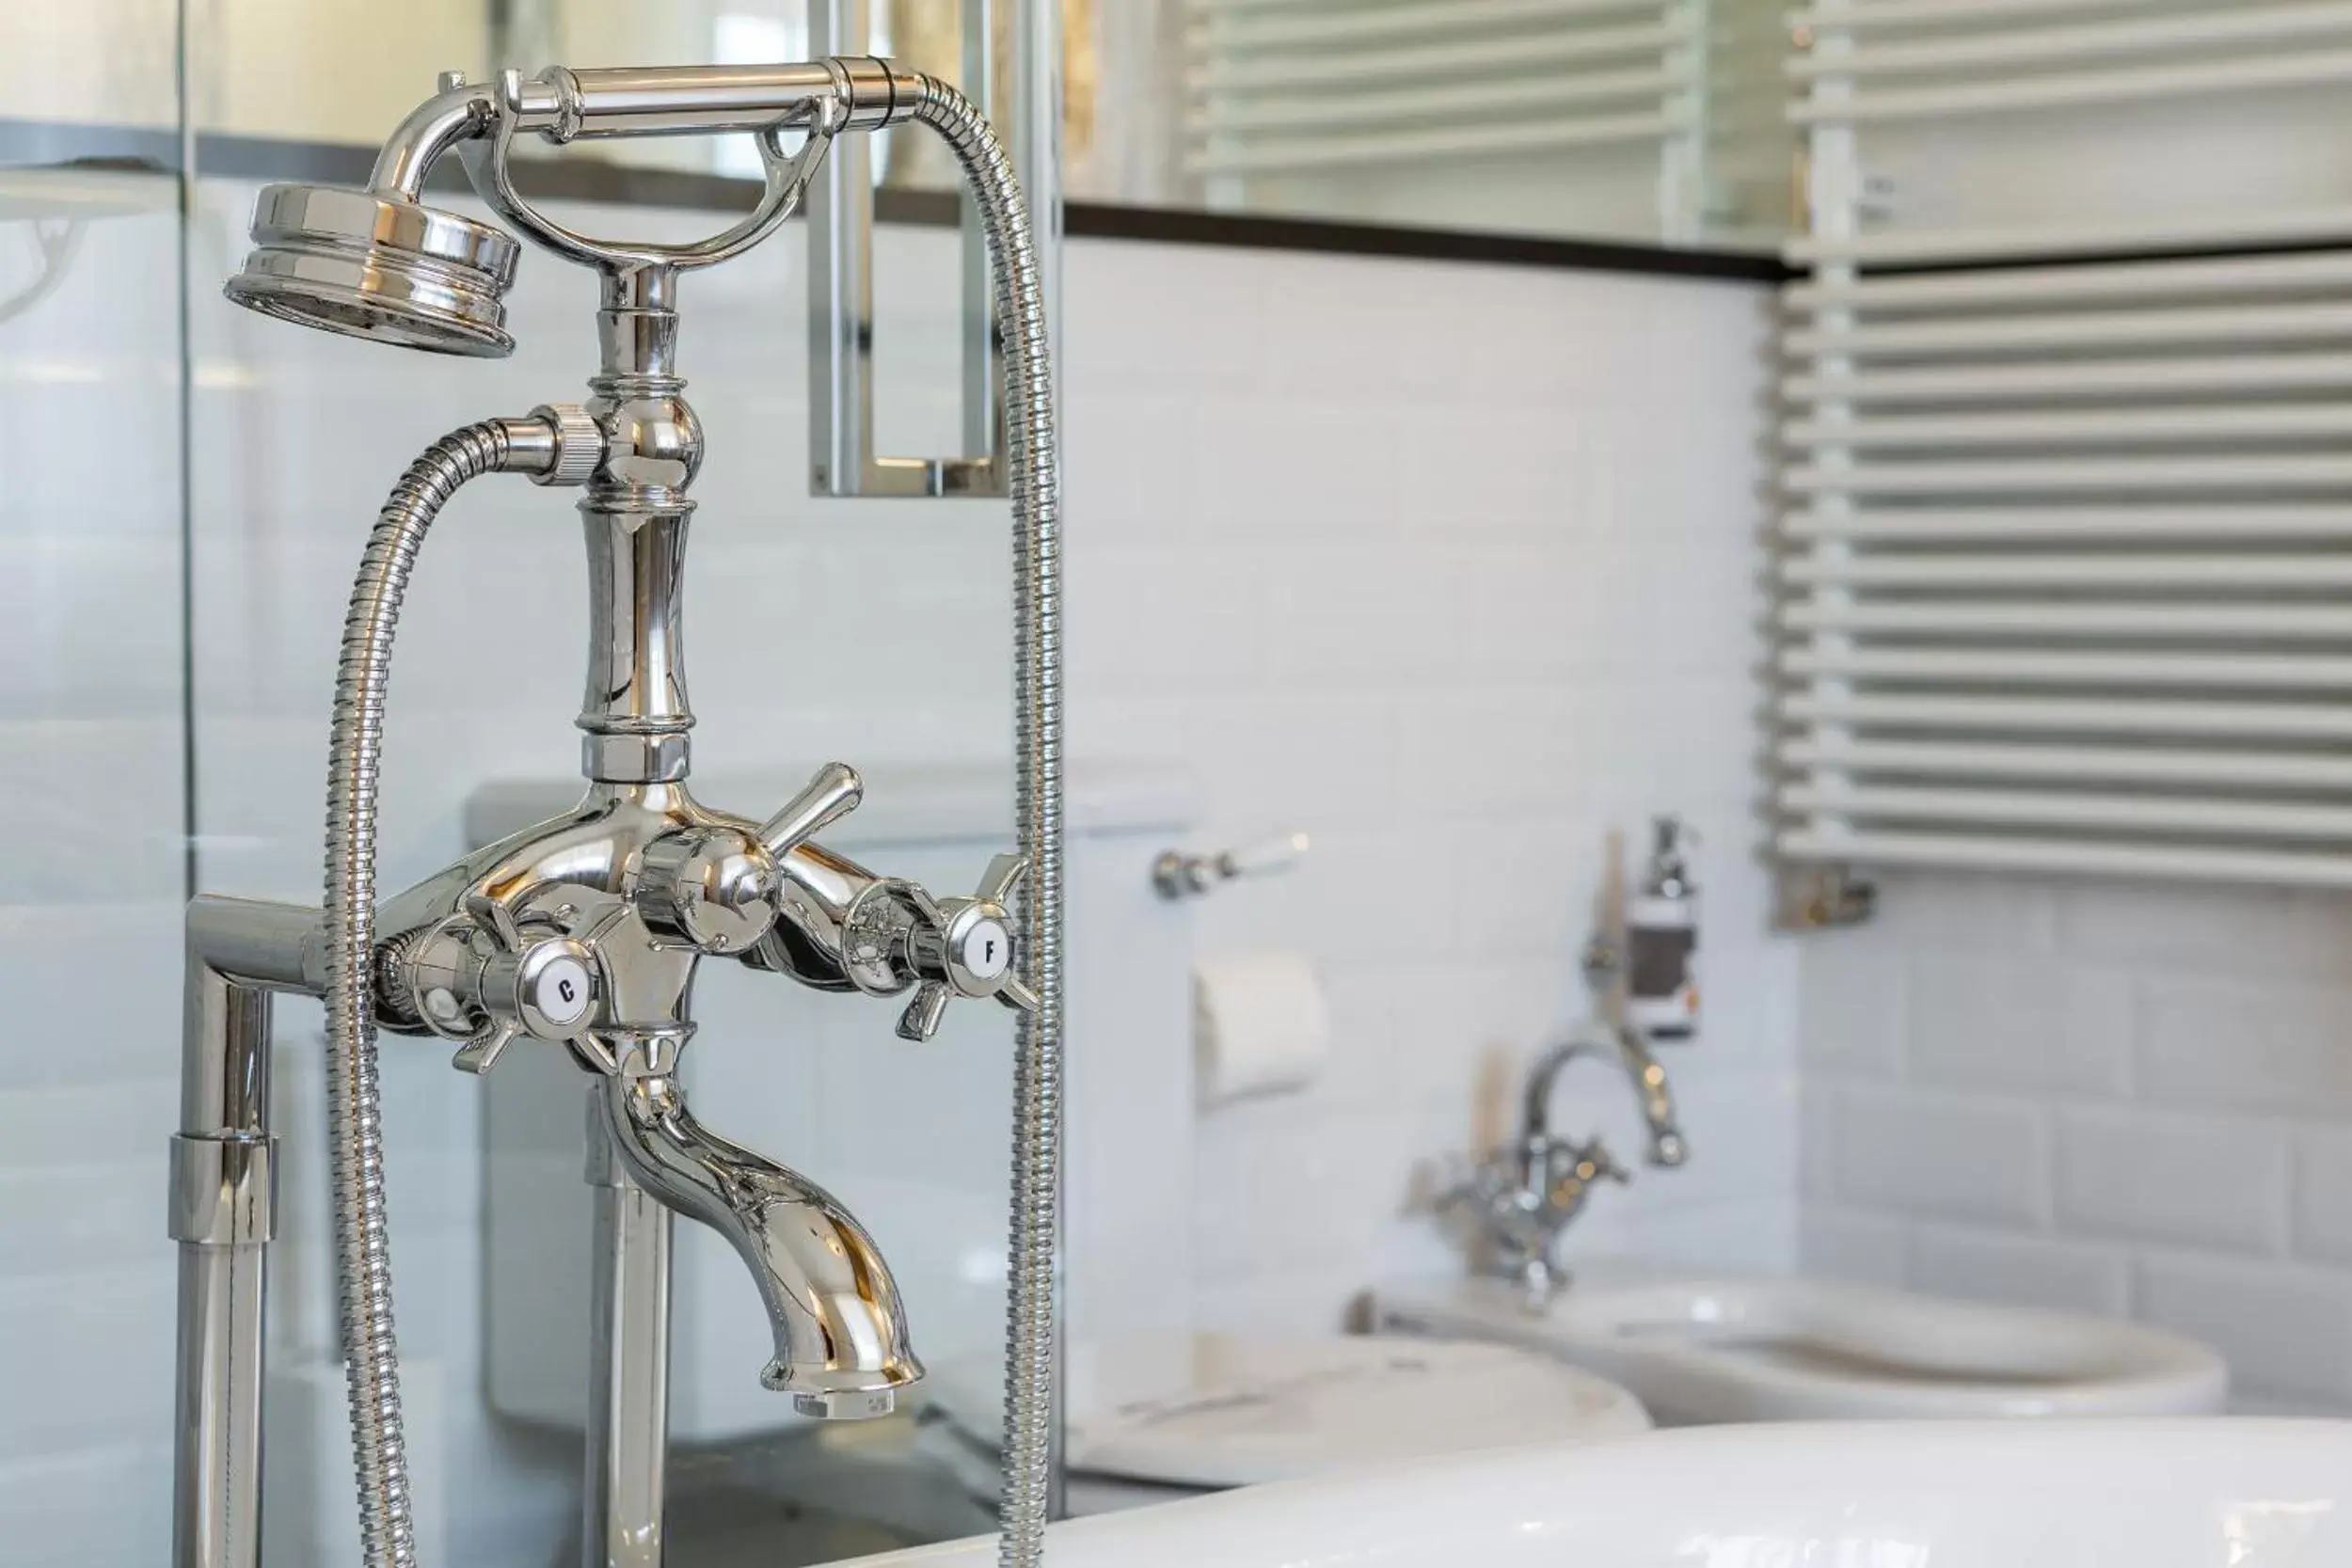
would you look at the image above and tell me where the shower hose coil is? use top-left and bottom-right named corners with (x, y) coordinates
top-left (907, 77), bottom-right (1066, 1568)
top-left (326, 418), bottom-right (545, 1568)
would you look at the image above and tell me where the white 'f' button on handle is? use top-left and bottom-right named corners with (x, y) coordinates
top-left (959, 917), bottom-right (1011, 982)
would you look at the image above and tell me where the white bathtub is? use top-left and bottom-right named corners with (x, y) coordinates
top-left (841, 1418), bottom-right (2352, 1566)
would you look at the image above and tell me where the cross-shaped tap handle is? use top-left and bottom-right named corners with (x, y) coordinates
top-left (896, 852), bottom-right (1041, 1041)
top-left (397, 894), bottom-right (600, 1076)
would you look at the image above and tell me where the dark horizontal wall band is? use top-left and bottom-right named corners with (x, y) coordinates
top-left (1860, 238), bottom-right (2352, 277)
top-left (1067, 201), bottom-right (1786, 281)
top-left (4, 117), bottom-right (1783, 284)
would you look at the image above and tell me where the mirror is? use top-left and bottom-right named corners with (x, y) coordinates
top-left (3, 1), bottom-right (1791, 255)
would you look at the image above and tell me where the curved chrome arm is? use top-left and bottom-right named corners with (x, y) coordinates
top-left (597, 1066), bottom-right (921, 1418)
top-left (368, 82), bottom-right (499, 198)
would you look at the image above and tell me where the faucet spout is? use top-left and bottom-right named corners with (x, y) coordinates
top-left (1523, 1024), bottom-right (1687, 1168)
top-left (1612, 1024), bottom-right (1687, 1167)
top-left (598, 1066), bottom-right (922, 1418)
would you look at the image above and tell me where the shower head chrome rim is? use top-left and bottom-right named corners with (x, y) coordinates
top-left (224, 182), bottom-right (519, 356)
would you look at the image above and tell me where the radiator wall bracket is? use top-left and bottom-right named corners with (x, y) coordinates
top-left (1776, 863), bottom-right (1877, 933)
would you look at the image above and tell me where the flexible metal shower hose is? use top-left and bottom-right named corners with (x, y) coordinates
top-left (909, 78), bottom-right (1065, 1568)
top-left (325, 420), bottom-right (543, 1568)
top-left (318, 78), bottom-right (1057, 1568)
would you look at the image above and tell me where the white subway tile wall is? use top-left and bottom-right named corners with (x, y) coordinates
top-left (1059, 240), bottom-right (1800, 1330)
top-left (1800, 870), bottom-right (2352, 1411)
top-left (3, 176), bottom-right (1793, 1563)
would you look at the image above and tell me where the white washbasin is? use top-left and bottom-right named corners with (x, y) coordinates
top-left (1373, 1273), bottom-right (2227, 1422)
top-left (841, 1418), bottom-right (2350, 1565)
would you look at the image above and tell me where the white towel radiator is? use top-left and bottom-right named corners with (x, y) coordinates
top-left (1178, 0), bottom-right (1719, 234)
top-left (1779, 0), bottom-right (2352, 889)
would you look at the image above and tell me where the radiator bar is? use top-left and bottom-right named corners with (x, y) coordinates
top-left (1788, 4), bottom-right (2352, 84)
top-left (1783, 645), bottom-right (2352, 688)
top-left (1778, 828), bottom-right (2352, 888)
top-left (1781, 736), bottom-right (2352, 789)
top-left (1791, 49), bottom-right (2352, 126)
top-left (1785, 357), bottom-right (2352, 405)
top-left (1782, 691), bottom-right (2352, 739)
top-left (1189, 0), bottom-right (1661, 51)
top-left (1782, 505), bottom-right (2352, 541)
top-left (1779, 601), bottom-right (2352, 639)
top-left (1784, 782), bottom-right (2352, 839)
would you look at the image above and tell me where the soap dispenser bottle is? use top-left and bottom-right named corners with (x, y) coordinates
top-left (1625, 816), bottom-right (1698, 1041)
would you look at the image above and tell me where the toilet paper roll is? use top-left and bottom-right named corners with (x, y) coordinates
top-left (1194, 950), bottom-right (1330, 1108)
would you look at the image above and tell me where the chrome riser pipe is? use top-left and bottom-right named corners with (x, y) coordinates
top-left (171, 896), bottom-right (319, 1568)
top-left (173, 1230), bottom-right (269, 1568)
top-left (584, 1098), bottom-right (673, 1568)
top-left (172, 961), bottom-right (273, 1568)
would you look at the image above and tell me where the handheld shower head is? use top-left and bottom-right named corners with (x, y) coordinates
top-left (223, 182), bottom-right (519, 356)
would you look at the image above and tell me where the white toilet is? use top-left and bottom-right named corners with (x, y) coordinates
top-left (924, 1330), bottom-right (1651, 1514)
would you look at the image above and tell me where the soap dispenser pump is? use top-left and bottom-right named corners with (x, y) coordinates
top-left (1626, 816), bottom-right (1698, 1042)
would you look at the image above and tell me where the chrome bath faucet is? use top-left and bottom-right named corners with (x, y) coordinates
top-left (169, 57), bottom-right (1064, 1568)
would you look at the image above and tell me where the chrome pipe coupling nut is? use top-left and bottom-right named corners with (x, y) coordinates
top-left (530, 402), bottom-right (605, 487)
top-left (826, 55), bottom-right (915, 131)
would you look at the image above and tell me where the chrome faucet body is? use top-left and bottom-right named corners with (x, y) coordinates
top-left (172, 58), bottom-right (1061, 1568)
top-left (1448, 1023), bottom-right (1689, 1304)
